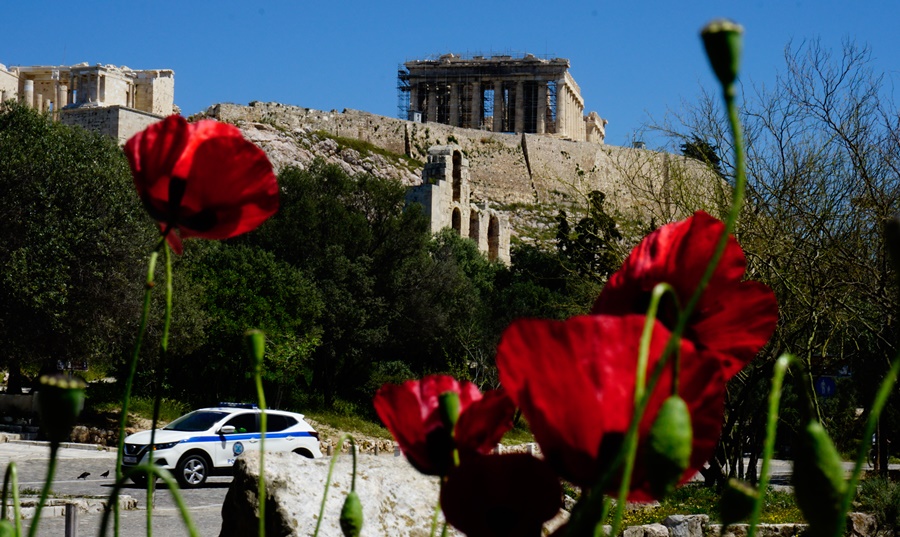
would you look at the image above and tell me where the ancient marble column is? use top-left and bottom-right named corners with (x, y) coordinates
top-left (57, 84), bottom-right (67, 110)
top-left (537, 81), bottom-right (547, 134)
top-left (514, 80), bottom-right (524, 133)
top-left (409, 84), bottom-right (419, 117)
top-left (23, 80), bottom-right (34, 108)
top-left (426, 87), bottom-right (438, 123)
top-left (470, 80), bottom-right (481, 129)
top-left (449, 83), bottom-right (459, 126)
top-left (492, 80), bottom-right (504, 132)
top-left (556, 82), bottom-right (567, 137)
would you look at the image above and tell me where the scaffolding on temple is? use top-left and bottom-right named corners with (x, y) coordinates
top-left (396, 52), bottom-right (583, 138)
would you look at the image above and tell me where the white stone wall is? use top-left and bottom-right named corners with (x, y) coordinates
top-left (102, 71), bottom-right (132, 107)
top-left (0, 66), bottom-right (18, 102)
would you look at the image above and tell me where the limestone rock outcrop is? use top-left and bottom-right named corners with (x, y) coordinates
top-left (220, 451), bottom-right (461, 537)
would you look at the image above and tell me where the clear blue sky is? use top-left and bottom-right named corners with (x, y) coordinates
top-left (2, 1), bottom-right (898, 148)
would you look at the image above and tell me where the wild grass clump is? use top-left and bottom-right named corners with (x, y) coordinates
top-left (611, 483), bottom-right (802, 527)
top-left (856, 477), bottom-right (900, 530)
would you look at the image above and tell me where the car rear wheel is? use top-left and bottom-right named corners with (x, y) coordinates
top-left (176, 453), bottom-right (210, 488)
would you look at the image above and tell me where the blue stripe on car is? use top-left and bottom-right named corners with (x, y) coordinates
top-left (180, 431), bottom-right (316, 443)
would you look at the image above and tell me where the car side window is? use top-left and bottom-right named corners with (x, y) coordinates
top-left (223, 413), bottom-right (259, 434)
top-left (266, 414), bottom-right (297, 432)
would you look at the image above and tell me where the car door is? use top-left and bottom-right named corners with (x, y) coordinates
top-left (215, 412), bottom-right (260, 467)
top-left (262, 413), bottom-right (295, 453)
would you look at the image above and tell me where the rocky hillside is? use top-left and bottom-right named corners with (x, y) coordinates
top-left (235, 121), bottom-right (422, 186)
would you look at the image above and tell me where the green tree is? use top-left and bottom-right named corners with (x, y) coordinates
top-left (172, 243), bottom-right (324, 408)
top-left (656, 38), bottom-right (900, 482)
top-left (243, 160), bottom-right (432, 407)
top-left (0, 103), bottom-right (155, 389)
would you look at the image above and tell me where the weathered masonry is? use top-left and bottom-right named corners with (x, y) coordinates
top-left (406, 145), bottom-right (511, 264)
top-left (398, 53), bottom-right (607, 143)
top-left (0, 62), bottom-right (175, 143)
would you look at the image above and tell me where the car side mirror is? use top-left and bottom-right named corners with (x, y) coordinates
top-left (218, 425), bottom-right (236, 435)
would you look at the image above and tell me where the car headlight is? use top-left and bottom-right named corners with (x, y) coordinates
top-left (153, 441), bottom-right (180, 451)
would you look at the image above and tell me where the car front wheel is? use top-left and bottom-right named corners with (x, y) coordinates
top-left (176, 454), bottom-right (210, 488)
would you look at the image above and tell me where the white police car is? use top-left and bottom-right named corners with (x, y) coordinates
top-left (122, 403), bottom-right (322, 488)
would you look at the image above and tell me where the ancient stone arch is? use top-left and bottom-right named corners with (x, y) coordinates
top-left (468, 210), bottom-right (480, 242)
top-left (488, 215), bottom-right (500, 261)
top-left (405, 144), bottom-right (510, 264)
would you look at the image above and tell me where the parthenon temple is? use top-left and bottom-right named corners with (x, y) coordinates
top-left (398, 53), bottom-right (607, 143)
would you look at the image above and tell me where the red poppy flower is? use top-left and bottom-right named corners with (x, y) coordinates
top-left (592, 211), bottom-right (777, 379)
top-left (373, 375), bottom-right (515, 476)
top-left (124, 115), bottom-right (279, 254)
top-left (496, 314), bottom-right (726, 500)
top-left (441, 453), bottom-right (562, 537)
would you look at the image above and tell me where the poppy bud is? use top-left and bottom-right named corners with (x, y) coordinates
top-left (645, 395), bottom-right (692, 498)
top-left (36, 374), bottom-right (86, 444)
top-left (0, 520), bottom-right (14, 537)
top-left (792, 420), bottom-right (847, 537)
top-left (244, 329), bottom-right (266, 371)
top-left (701, 19), bottom-right (743, 90)
top-left (719, 478), bottom-right (758, 527)
top-left (439, 391), bottom-right (461, 431)
top-left (339, 490), bottom-right (363, 537)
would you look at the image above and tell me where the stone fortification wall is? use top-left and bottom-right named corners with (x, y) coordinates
top-left (208, 102), bottom-right (718, 240)
top-left (60, 106), bottom-right (168, 144)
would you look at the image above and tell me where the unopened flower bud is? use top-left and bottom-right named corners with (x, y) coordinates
top-left (0, 520), bottom-right (15, 537)
top-left (719, 478), bottom-right (758, 527)
top-left (37, 374), bottom-right (86, 444)
top-left (701, 19), bottom-right (744, 90)
top-left (439, 391), bottom-right (461, 432)
top-left (645, 395), bottom-right (692, 498)
top-left (792, 420), bottom-right (847, 537)
top-left (339, 490), bottom-right (363, 537)
top-left (244, 329), bottom-right (266, 372)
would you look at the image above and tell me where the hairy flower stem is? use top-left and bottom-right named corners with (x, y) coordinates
top-left (27, 442), bottom-right (59, 537)
top-left (747, 354), bottom-right (794, 537)
top-left (147, 243), bottom-right (175, 537)
top-left (100, 467), bottom-right (198, 537)
top-left (313, 434), bottom-right (356, 537)
top-left (248, 331), bottom-right (269, 537)
top-left (2, 462), bottom-right (21, 536)
top-left (114, 246), bottom-right (160, 535)
top-left (607, 284), bottom-right (679, 536)
top-left (836, 352), bottom-right (900, 537)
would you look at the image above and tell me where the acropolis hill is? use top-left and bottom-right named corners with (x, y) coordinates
top-left (1, 58), bottom-right (720, 253)
top-left (203, 102), bottom-right (720, 237)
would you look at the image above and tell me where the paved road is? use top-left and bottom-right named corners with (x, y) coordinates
top-left (0, 441), bottom-right (229, 537)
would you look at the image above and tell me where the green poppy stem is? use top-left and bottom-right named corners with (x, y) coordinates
top-left (146, 244), bottom-right (173, 537)
top-left (607, 283), bottom-right (679, 537)
top-left (313, 434), bottom-right (355, 537)
top-left (2, 462), bottom-right (22, 537)
top-left (748, 354), bottom-right (794, 537)
top-left (27, 442), bottom-right (59, 537)
top-left (114, 246), bottom-right (160, 536)
top-left (246, 330), bottom-right (269, 537)
top-left (836, 351), bottom-right (900, 537)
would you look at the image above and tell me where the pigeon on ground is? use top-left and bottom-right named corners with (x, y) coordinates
top-left (77, 472), bottom-right (90, 480)
top-left (100, 470), bottom-right (110, 478)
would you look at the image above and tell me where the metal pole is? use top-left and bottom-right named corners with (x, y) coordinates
top-left (65, 503), bottom-right (77, 537)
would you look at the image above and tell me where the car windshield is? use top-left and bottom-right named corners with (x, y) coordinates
top-left (164, 411), bottom-right (229, 432)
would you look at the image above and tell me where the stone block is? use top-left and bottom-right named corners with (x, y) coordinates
top-left (624, 523), bottom-right (670, 537)
top-left (847, 512), bottom-right (878, 537)
top-left (221, 451), bottom-right (465, 537)
top-left (664, 514), bottom-right (708, 537)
